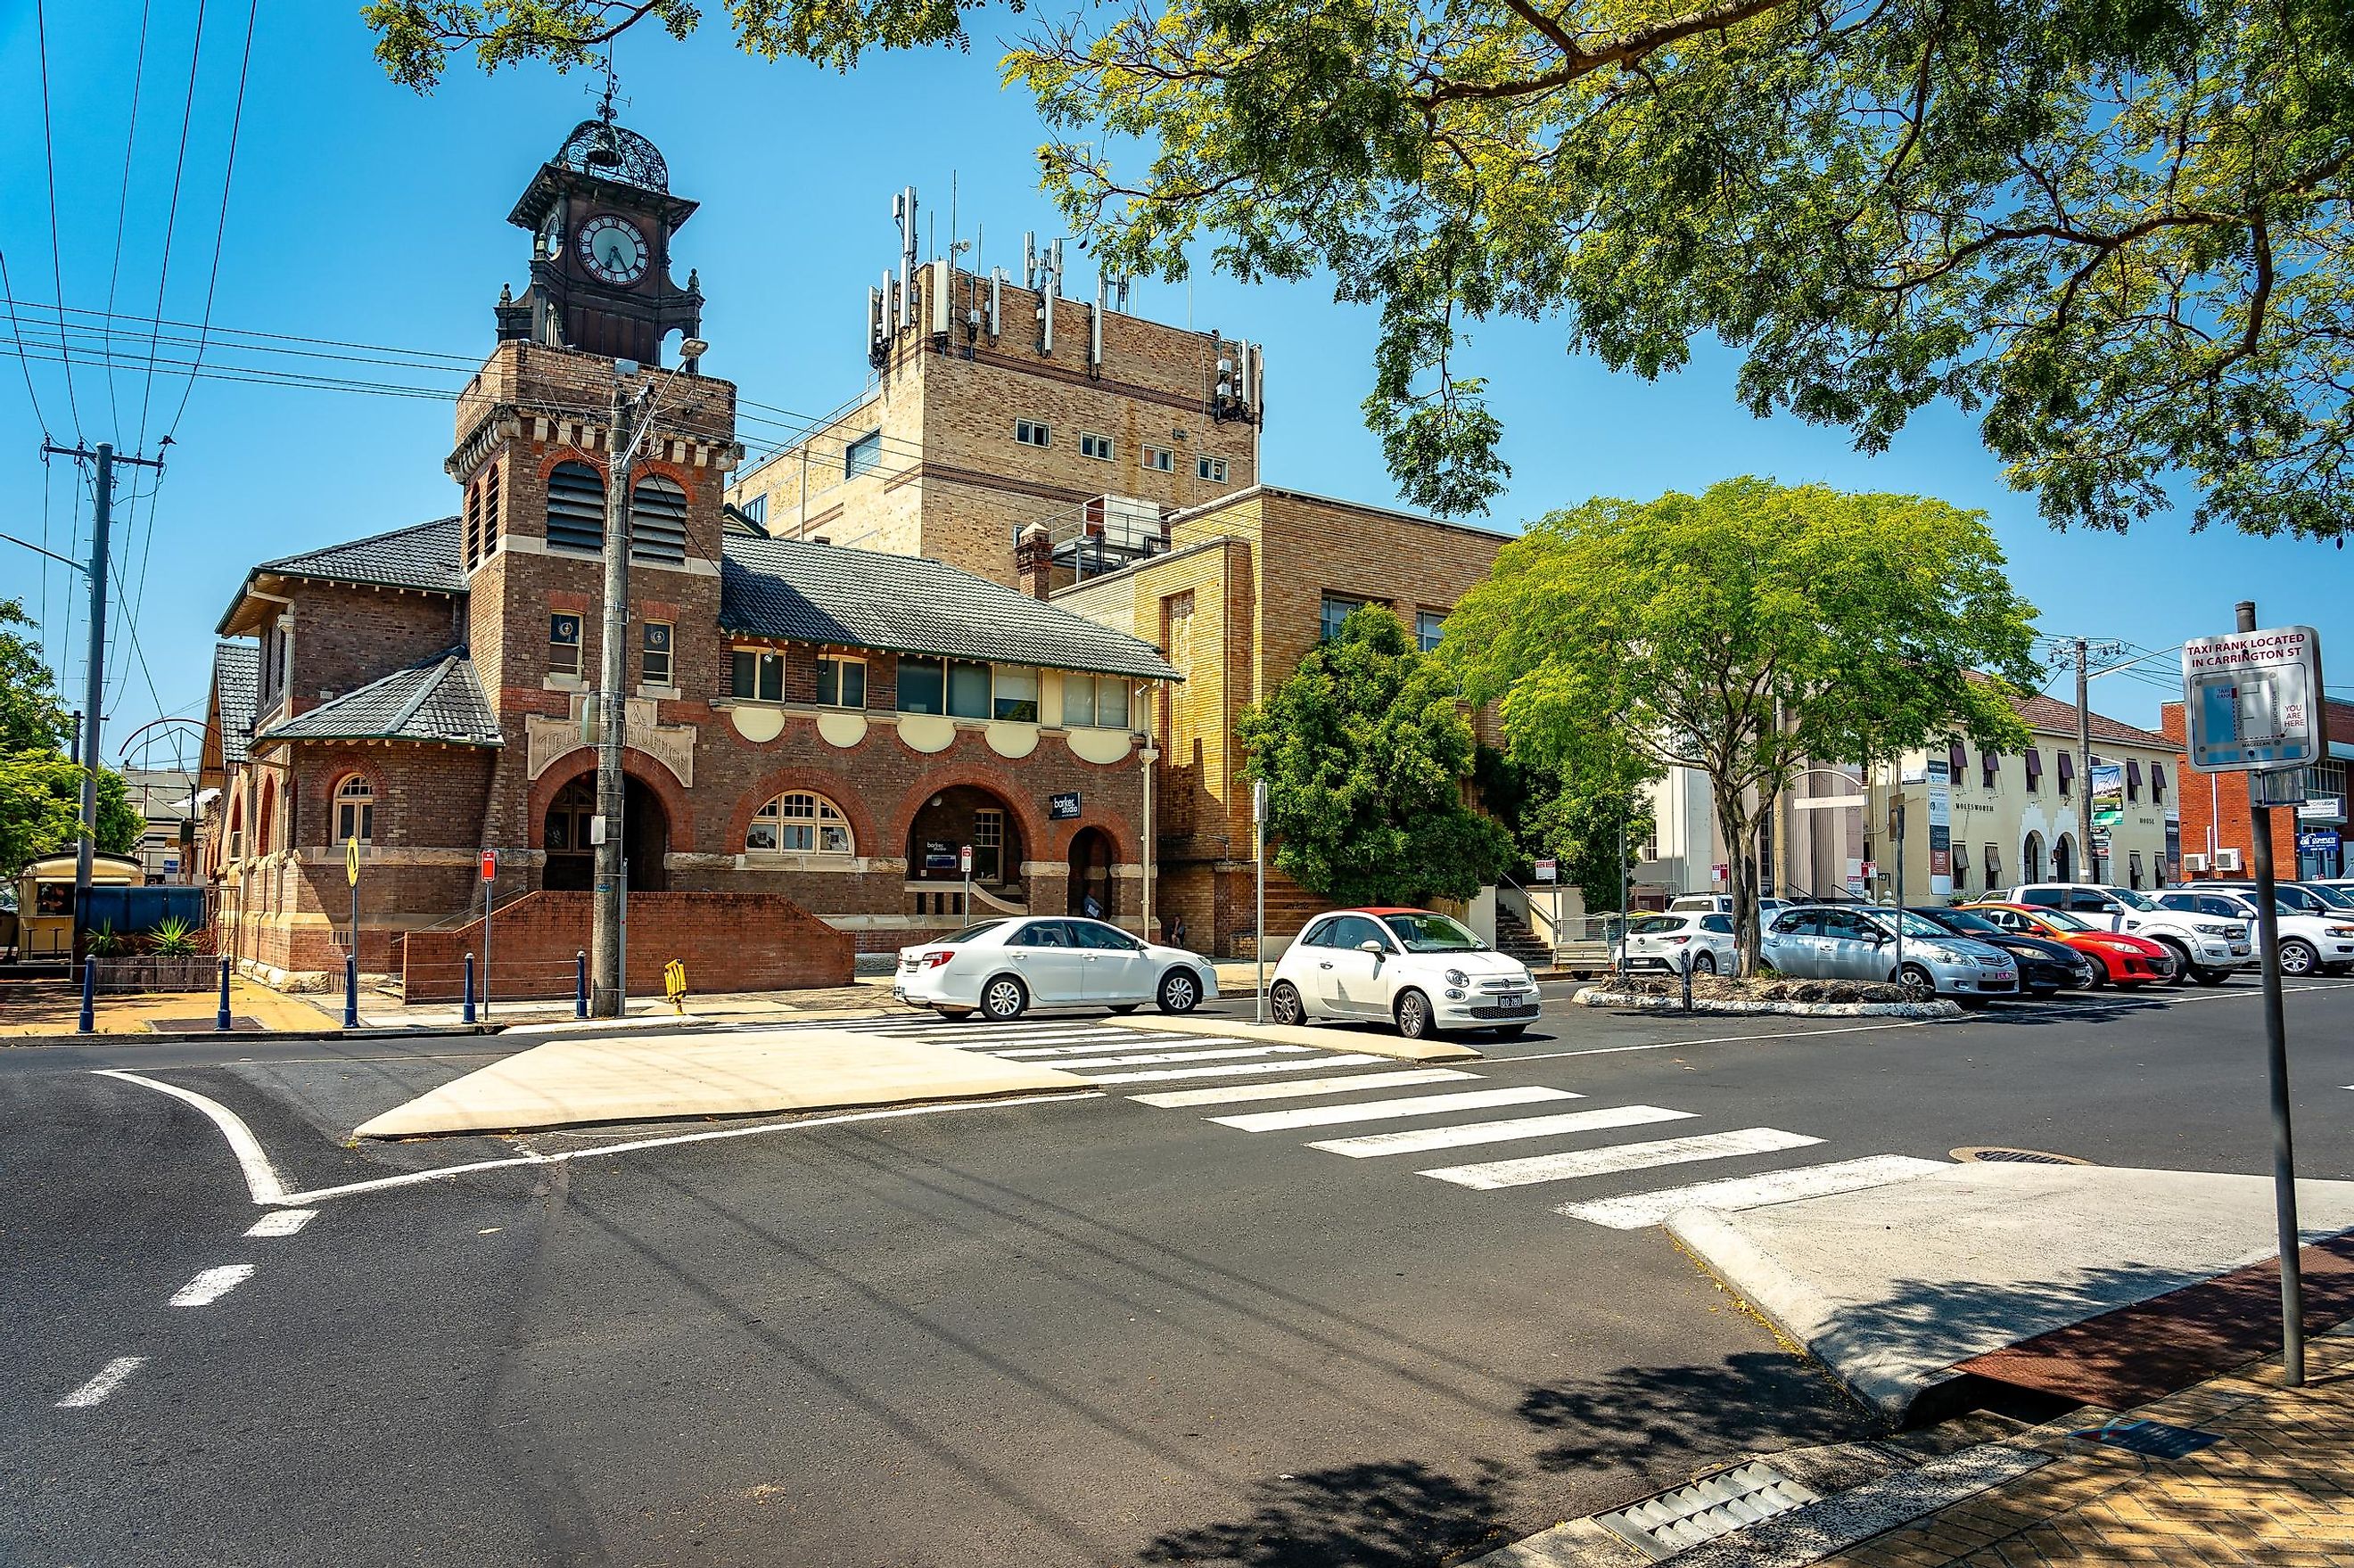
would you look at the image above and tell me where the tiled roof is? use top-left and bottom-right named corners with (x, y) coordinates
top-left (258, 515), bottom-right (466, 592)
top-left (259, 649), bottom-right (502, 748)
top-left (720, 535), bottom-right (1181, 682)
top-left (2008, 691), bottom-right (2173, 749)
top-left (211, 642), bottom-right (258, 766)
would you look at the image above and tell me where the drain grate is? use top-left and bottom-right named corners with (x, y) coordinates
top-left (1593, 1461), bottom-right (1819, 1560)
top-left (2072, 1419), bottom-right (2224, 1460)
top-left (1950, 1145), bottom-right (2091, 1166)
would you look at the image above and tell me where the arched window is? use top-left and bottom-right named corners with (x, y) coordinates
top-left (630, 475), bottom-right (688, 564)
top-left (747, 792), bottom-right (852, 855)
top-left (257, 777), bottom-right (278, 856)
top-left (546, 461), bottom-right (605, 554)
top-left (335, 774), bottom-right (375, 844)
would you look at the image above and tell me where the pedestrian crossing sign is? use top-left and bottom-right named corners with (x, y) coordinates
top-left (346, 835), bottom-right (360, 887)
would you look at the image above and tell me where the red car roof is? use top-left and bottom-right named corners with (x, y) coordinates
top-left (1337, 907), bottom-right (1431, 916)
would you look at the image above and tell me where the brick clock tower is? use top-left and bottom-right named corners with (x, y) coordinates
top-left (447, 108), bottom-right (739, 891)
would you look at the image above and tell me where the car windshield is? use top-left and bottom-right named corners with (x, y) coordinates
top-left (1628, 916), bottom-right (1684, 935)
top-left (2303, 884), bottom-right (2354, 910)
top-left (1381, 912), bottom-right (1485, 951)
top-left (1866, 909), bottom-right (1955, 940)
top-left (2108, 888), bottom-right (2163, 911)
top-left (2030, 908), bottom-right (2094, 932)
top-left (942, 921), bottom-right (1007, 943)
top-left (1930, 909), bottom-right (2003, 936)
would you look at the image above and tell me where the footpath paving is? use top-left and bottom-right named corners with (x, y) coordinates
top-left (0, 976), bottom-right (337, 1037)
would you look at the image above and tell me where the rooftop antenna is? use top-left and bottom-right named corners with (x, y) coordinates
top-left (894, 186), bottom-right (919, 330)
top-left (585, 49), bottom-right (626, 166)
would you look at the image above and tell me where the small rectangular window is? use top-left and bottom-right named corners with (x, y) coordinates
top-left (947, 661), bottom-right (992, 719)
top-left (731, 648), bottom-right (783, 702)
top-left (1415, 611), bottom-right (1445, 653)
top-left (641, 621), bottom-right (673, 686)
top-left (1015, 419), bottom-right (1051, 447)
top-left (549, 612), bottom-right (583, 677)
top-left (845, 431), bottom-right (883, 480)
top-left (816, 654), bottom-right (867, 710)
top-left (1320, 595), bottom-right (1366, 644)
top-left (993, 667), bottom-right (1039, 722)
top-left (898, 656), bottom-right (946, 714)
top-left (1079, 432), bottom-right (1115, 462)
top-left (1067, 673), bottom-right (1130, 730)
top-left (1198, 456), bottom-right (1229, 482)
top-left (1143, 445), bottom-right (1174, 473)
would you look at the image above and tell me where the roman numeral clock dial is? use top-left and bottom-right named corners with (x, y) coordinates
top-left (577, 214), bottom-right (650, 286)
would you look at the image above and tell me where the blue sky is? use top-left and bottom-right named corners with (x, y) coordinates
top-left (4, 2), bottom-right (2345, 771)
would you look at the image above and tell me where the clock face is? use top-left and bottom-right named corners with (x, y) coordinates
top-left (577, 215), bottom-right (650, 285)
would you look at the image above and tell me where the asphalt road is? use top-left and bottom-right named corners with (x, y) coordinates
top-left (6, 976), bottom-right (2351, 1567)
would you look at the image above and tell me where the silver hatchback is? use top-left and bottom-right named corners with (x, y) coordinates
top-left (1762, 906), bottom-right (2019, 998)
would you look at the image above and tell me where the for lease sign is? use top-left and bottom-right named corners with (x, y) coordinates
top-left (2182, 626), bottom-right (2325, 772)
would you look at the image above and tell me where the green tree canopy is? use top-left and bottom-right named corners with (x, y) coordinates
top-left (1239, 604), bottom-right (1513, 907)
top-left (1442, 479), bottom-right (2038, 967)
top-left (1473, 743), bottom-right (1657, 915)
top-left (0, 601), bottom-right (141, 877)
top-left (0, 600), bottom-right (70, 755)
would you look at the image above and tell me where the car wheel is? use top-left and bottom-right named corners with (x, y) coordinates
top-left (1691, 950), bottom-right (1717, 975)
top-left (1269, 981), bottom-right (1306, 1026)
top-left (2191, 966), bottom-right (2231, 987)
top-left (1108, 1003), bottom-right (1140, 1014)
top-left (1395, 989), bottom-right (1437, 1039)
top-left (2079, 959), bottom-right (2108, 989)
top-left (2277, 939), bottom-right (2318, 978)
top-left (2152, 940), bottom-right (2195, 983)
top-left (1896, 962), bottom-right (1936, 1000)
top-left (980, 975), bottom-right (1029, 1022)
top-left (1486, 1023), bottom-right (1529, 1040)
top-left (1157, 970), bottom-right (1202, 1014)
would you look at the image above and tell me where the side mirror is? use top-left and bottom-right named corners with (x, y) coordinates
top-left (1358, 940), bottom-right (1387, 956)
top-left (1869, 931), bottom-right (1890, 946)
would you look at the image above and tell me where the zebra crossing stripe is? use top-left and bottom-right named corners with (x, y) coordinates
top-left (1420, 1127), bottom-right (1824, 1191)
top-left (1209, 1086), bottom-right (1574, 1135)
top-left (993, 1037), bottom-right (1247, 1057)
top-left (1553, 1154), bottom-right (1950, 1229)
top-left (1076, 1054), bottom-right (1387, 1085)
top-left (1308, 1104), bottom-right (1693, 1159)
top-left (1129, 1068), bottom-right (1480, 1108)
top-left (1036, 1045), bottom-right (1311, 1071)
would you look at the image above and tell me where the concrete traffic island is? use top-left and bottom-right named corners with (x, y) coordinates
top-left (1669, 1162), bottom-right (2354, 1420)
top-left (1575, 983), bottom-right (1963, 1019)
top-left (353, 1026), bottom-right (1094, 1137)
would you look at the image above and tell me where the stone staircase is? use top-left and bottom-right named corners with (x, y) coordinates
top-left (1494, 905), bottom-right (1555, 968)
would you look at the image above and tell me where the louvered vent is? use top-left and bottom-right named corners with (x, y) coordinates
top-left (482, 463), bottom-right (501, 555)
top-left (547, 461), bottom-right (605, 554)
top-left (630, 476), bottom-right (689, 565)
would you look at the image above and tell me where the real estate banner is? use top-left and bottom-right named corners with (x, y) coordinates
top-left (2090, 762), bottom-right (2125, 827)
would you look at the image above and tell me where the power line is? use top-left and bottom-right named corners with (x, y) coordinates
top-left (103, 0), bottom-right (157, 436)
top-left (34, 0), bottom-right (85, 437)
top-left (162, 0), bottom-right (261, 442)
top-left (0, 246), bottom-right (55, 432)
top-left (133, 0), bottom-right (210, 453)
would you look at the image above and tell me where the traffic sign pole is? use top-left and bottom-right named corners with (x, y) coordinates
top-left (344, 836), bottom-right (362, 1030)
top-left (480, 849), bottom-right (498, 1022)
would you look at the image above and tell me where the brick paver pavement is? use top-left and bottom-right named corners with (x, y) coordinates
top-left (1823, 1324), bottom-right (2354, 1567)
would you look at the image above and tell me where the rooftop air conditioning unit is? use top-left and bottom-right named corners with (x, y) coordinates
top-left (2183, 853), bottom-right (2210, 873)
top-left (2214, 847), bottom-right (2243, 873)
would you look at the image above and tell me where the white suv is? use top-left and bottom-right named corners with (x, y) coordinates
top-left (1998, 883), bottom-right (2255, 986)
top-left (2161, 888), bottom-right (2354, 978)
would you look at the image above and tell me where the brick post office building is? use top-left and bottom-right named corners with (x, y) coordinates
top-left (198, 115), bottom-right (1176, 994)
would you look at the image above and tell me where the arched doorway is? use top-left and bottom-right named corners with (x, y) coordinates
top-left (905, 784), bottom-right (1026, 908)
top-left (543, 774), bottom-right (670, 891)
top-left (2023, 832), bottom-right (2046, 883)
top-left (2053, 833), bottom-right (2075, 883)
top-left (1067, 826), bottom-right (1116, 919)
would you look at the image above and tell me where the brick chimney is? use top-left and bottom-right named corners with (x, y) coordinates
top-left (1016, 523), bottom-right (1055, 600)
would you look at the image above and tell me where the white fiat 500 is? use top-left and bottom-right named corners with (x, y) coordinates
top-left (893, 917), bottom-right (1221, 1022)
top-left (1268, 907), bottom-right (1541, 1040)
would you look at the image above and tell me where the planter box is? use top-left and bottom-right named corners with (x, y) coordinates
top-left (93, 956), bottom-right (219, 993)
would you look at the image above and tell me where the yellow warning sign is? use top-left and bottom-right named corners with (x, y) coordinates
top-left (663, 958), bottom-right (688, 1014)
top-left (346, 835), bottom-right (361, 887)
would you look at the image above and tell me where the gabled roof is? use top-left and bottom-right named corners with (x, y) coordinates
top-left (258, 649), bottom-right (503, 749)
top-left (720, 535), bottom-right (1181, 682)
top-left (210, 642), bottom-right (258, 766)
top-left (217, 516), bottom-right (465, 634)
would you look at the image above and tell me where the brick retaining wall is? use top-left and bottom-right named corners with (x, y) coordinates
top-left (399, 890), bottom-right (853, 1001)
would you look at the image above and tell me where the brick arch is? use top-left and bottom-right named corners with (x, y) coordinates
top-left (525, 749), bottom-right (696, 850)
top-left (1049, 814), bottom-right (1134, 868)
top-left (728, 768), bottom-right (882, 858)
top-left (309, 752), bottom-right (389, 847)
top-left (256, 774), bottom-right (279, 855)
top-left (890, 759), bottom-right (1054, 863)
top-left (626, 457), bottom-right (702, 504)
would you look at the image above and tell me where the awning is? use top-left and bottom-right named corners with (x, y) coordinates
top-left (2025, 748), bottom-right (2044, 779)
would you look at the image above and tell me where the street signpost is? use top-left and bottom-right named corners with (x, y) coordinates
top-left (2184, 608), bottom-right (2326, 1386)
top-left (1533, 858), bottom-right (1556, 883)
top-left (343, 836), bottom-right (362, 1029)
top-left (959, 844), bottom-right (973, 924)
top-left (480, 849), bottom-right (498, 1022)
top-left (1253, 778), bottom-right (1268, 1024)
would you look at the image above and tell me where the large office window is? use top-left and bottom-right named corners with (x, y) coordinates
top-left (1064, 673), bottom-right (1131, 729)
top-left (947, 661), bottom-right (992, 719)
top-left (747, 792), bottom-right (854, 855)
top-left (1320, 595), bottom-right (1368, 644)
top-left (731, 648), bottom-right (784, 702)
top-left (898, 656), bottom-right (946, 714)
top-left (992, 667), bottom-right (1039, 722)
top-left (816, 654), bottom-right (866, 709)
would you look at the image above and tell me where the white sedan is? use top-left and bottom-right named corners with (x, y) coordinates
top-left (1267, 907), bottom-right (1542, 1040)
top-left (1614, 911), bottom-right (1739, 973)
top-left (893, 917), bottom-right (1221, 1022)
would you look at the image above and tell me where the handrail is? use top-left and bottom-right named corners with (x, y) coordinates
top-left (967, 883), bottom-right (1028, 915)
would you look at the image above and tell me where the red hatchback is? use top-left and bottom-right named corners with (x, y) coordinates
top-left (1964, 903), bottom-right (2177, 986)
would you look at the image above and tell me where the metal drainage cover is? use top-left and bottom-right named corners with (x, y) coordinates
top-left (2072, 1419), bottom-right (2225, 1460)
top-left (1593, 1461), bottom-right (1819, 1560)
top-left (1950, 1145), bottom-right (2092, 1165)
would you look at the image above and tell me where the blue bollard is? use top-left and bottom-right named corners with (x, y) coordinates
top-left (343, 954), bottom-right (360, 1030)
top-left (462, 953), bottom-right (476, 1025)
top-left (78, 955), bottom-right (96, 1034)
top-left (216, 956), bottom-right (232, 1031)
top-left (575, 949), bottom-right (588, 1019)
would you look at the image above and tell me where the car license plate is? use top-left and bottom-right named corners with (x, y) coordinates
top-left (2230, 943), bottom-right (2251, 956)
top-left (1496, 991), bottom-right (1527, 1007)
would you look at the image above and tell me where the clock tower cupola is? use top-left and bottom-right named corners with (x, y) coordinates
top-left (497, 100), bottom-right (704, 367)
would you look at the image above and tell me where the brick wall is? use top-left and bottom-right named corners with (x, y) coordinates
top-left (398, 889), bottom-right (853, 1001)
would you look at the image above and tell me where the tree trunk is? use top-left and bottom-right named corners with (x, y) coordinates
top-left (1716, 787), bottom-right (1762, 975)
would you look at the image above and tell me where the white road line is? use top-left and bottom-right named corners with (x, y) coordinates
top-left (55, 1356), bottom-right (148, 1409)
top-left (91, 1069), bottom-right (290, 1204)
top-left (1041, 1044), bottom-right (1310, 1071)
top-left (1309, 1104), bottom-right (1693, 1158)
top-left (1076, 1055), bottom-right (1385, 1085)
top-left (994, 1037), bottom-right (1247, 1057)
top-left (1555, 1154), bottom-right (1951, 1229)
top-left (1131, 1068), bottom-right (1480, 1108)
top-left (1210, 1085), bottom-right (1576, 1135)
top-left (243, 1209), bottom-right (315, 1237)
top-left (1420, 1127), bottom-right (1824, 1191)
top-left (273, 1090), bottom-right (1098, 1207)
top-left (1492, 1020), bottom-right (1933, 1063)
top-left (169, 1264), bottom-right (256, 1308)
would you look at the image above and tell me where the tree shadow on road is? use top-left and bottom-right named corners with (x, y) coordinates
top-left (1139, 1457), bottom-right (1509, 1567)
top-left (1516, 1349), bottom-right (1867, 1473)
